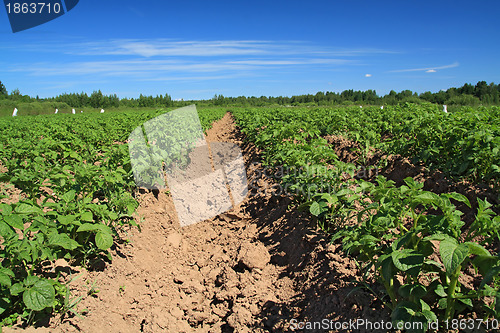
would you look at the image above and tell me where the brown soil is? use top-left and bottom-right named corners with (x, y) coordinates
top-left (5, 114), bottom-right (390, 333)
top-left (0, 162), bottom-right (23, 205)
top-left (326, 134), bottom-right (500, 300)
top-left (325, 135), bottom-right (500, 222)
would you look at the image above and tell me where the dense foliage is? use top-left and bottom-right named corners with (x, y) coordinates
top-left (0, 107), bottom-right (225, 326)
top-left (209, 81), bottom-right (500, 107)
top-left (232, 104), bottom-right (500, 331)
top-left (235, 103), bottom-right (500, 186)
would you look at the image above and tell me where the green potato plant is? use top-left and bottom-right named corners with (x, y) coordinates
top-left (0, 107), bottom-right (225, 326)
top-left (233, 104), bottom-right (500, 332)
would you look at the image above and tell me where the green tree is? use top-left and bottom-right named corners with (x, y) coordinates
top-left (459, 83), bottom-right (474, 95)
top-left (314, 91), bottom-right (325, 103)
top-left (164, 93), bottom-right (172, 106)
top-left (10, 88), bottom-right (21, 100)
top-left (0, 80), bottom-right (7, 97)
top-left (419, 91), bottom-right (434, 102)
top-left (89, 90), bottom-right (104, 108)
top-left (475, 81), bottom-right (488, 99)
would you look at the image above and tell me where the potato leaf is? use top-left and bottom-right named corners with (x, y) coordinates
top-left (391, 249), bottom-right (424, 276)
top-left (77, 223), bottom-right (100, 233)
top-left (48, 232), bottom-right (79, 250)
top-left (95, 231), bottom-right (113, 250)
top-left (14, 203), bottom-right (42, 215)
top-left (439, 239), bottom-right (469, 275)
top-left (0, 268), bottom-right (14, 288)
top-left (23, 279), bottom-right (55, 311)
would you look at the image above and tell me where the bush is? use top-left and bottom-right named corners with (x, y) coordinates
top-left (445, 95), bottom-right (481, 106)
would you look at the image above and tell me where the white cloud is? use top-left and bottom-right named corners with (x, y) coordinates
top-left (97, 40), bottom-right (272, 57)
top-left (6, 39), bottom-right (377, 80)
top-left (8, 58), bottom-right (352, 80)
top-left (4, 39), bottom-right (397, 84)
top-left (227, 58), bottom-right (350, 66)
top-left (23, 38), bottom-right (397, 59)
top-left (365, 74), bottom-right (372, 77)
top-left (64, 39), bottom-right (303, 58)
top-left (8, 59), bottom-right (257, 76)
top-left (390, 62), bottom-right (459, 73)
top-left (138, 74), bottom-right (249, 82)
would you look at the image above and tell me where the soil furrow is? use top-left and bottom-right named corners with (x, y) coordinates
top-left (7, 113), bottom-right (388, 333)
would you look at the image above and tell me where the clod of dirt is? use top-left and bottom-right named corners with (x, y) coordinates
top-left (237, 241), bottom-right (271, 271)
top-left (166, 231), bottom-right (182, 248)
top-left (227, 304), bottom-right (253, 327)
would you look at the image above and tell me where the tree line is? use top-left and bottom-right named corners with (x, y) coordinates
top-left (207, 81), bottom-right (500, 106)
top-left (1, 80), bottom-right (499, 108)
top-left (0, 85), bottom-right (174, 109)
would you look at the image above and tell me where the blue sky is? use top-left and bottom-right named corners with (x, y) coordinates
top-left (0, 0), bottom-right (499, 100)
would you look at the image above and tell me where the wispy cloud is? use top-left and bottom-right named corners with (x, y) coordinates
top-left (1, 38), bottom-right (400, 88)
top-left (5, 39), bottom-right (388, 81)
top-left (226, 58), bottom-right (350, 65)
top-left (62, 39), bottom-right (396, 58)
top-left (76, 40), bottom-right (274, 57)
top-left (9, 59), bottom-right (256, 76)
top-left (390, 62), bottom-right (459, 73)
top-left (8, 58), bottom-right (353, 78)
top-left (137, 74), bottom-right (251, 82)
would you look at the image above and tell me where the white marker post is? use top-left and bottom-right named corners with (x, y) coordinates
top-left (100, 109), bottom-right (105, 113)
top-left (55, 108), bottom-right (58, 114)
top-left (381, 105), bottom-right (384, 110)
top-left (72, 109), bottom-right (76, 114)
top-left (443, 105), bottom-right (448, 113)
top-left (12, 108), bottom-right (18, 117)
